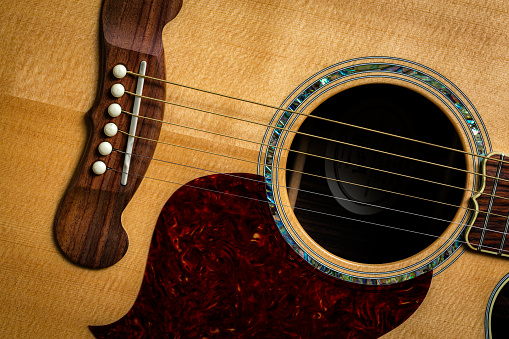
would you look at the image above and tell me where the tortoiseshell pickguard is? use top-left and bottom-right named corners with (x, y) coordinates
top-left (90, 173), bottom-right (432, 338)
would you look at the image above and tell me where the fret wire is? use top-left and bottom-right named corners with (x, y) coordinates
top-left (479, 155), bottom-right (504, 250)
top-left (498, 202), bottom-right (509, 254)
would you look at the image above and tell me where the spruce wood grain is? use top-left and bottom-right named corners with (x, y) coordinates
top-left (1, 0), bottom-right (509, 338)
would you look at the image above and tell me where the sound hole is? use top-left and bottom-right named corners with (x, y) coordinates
top-left (491, 280), bottom-right (509, 338)
top-left (286, 84), bottom-right (466, 264)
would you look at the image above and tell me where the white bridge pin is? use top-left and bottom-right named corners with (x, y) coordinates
top-left (111, 83), bottom-right (125, 98)
top-left (104, 123), bottom-right (118, 137)
top-left (113, 64), bottom-right (127, 79)
top-left (92, 161), bottom-right (107, 175)
top-left (108, 103), bottom-right (121, 117)
top-left (98, 141), bottom-right (113, 155)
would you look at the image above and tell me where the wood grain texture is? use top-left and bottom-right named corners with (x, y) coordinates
top-left (54, 0), bottom-right (182, 268)
top-left (1, 0), bottom-right (509, 337)
top-left (467, 153), bottom-right (509, 256)
top-left (103, 0), bottom-right (181, 55)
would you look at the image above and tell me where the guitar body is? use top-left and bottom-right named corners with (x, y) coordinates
top-left (1, 0), bottom-right (509, 337)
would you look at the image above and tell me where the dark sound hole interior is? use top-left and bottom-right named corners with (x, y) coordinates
top-left (491, 281), bottom-right (509, 338)
top-left (286, 83), bottom-right (467, 264)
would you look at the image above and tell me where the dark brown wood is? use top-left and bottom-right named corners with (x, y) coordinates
top-left (467, 153), bottom-right (509, 256)
top-left (54, 0), bottom-right (183, 269)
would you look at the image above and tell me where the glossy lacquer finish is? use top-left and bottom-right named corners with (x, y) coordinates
top-left (90, 174), bottom-right (431, 338)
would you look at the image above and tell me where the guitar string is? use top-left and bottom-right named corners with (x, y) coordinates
top-left (120, 108), bottom-right (509, 202)
top-left (110, 71), bottom-right (509, 251)
top-left (117, 129), bottom-right (509, 221)
top-left (125, 70), bottom-right (508, 167)
top-left (122, 90), bottom-right (509, 186)
top-left (122, 70), bottom-right (509, 235)
top-left (106, 166), bottom-right (509, 255)
top-left (114, 148), bottom-right (509, 235)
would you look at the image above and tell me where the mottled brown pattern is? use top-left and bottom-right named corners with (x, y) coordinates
top-left (90, 174), bottom-right (432, 338)
top-left (468, 154), bottom-right (509, 255)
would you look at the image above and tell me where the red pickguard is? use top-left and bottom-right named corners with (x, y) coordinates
top-left (90, 173), bottom-right (431, 338)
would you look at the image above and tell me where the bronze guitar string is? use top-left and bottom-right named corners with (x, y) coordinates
top-left (118, 73), bottom-right (507, 217)
top-left (116, 128), bottom-right (507, 222)
top-left (123, 89), bottom-right (496, 175)
top-left (120, 108), bottom-right (508, 202)
top-left (122, 69), bottom-right (509, 185)
top-left (104, 69), bottom-right (509, 253)
top-left (106, 165), bottom-right (509, 256)
top-left (125, 70), bottom-right (504, 166)
top-left (113, 147), bottom-right (509, 237)
top-left (121, 89), bottom-right (509, 188)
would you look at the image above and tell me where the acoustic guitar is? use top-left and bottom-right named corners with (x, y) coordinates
top-left (1, 0), bottom-right (509, 337)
